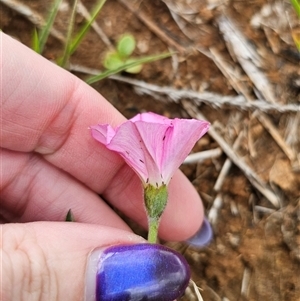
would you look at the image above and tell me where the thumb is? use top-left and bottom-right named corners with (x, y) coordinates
top-left (2, 222), bottom-right (190, 301)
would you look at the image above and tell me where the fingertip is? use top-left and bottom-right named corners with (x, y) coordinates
top-left (186, 217), bottom-right (213, 247)
top-left (158, 170), bottom-right (204, 241)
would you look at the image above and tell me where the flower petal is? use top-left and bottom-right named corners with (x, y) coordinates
top-left (107, 121), bottom-right (160, 185)
top-left (90, 113), bottom-right (210, 187)
top-left (130, 112), bottom-right (171, 125)
top-left (134, 121), bottom-right (171, 185)
top-left (90, 124), bottom-right (116, 145)
top-left (161, 119), bottom-right (210, 183)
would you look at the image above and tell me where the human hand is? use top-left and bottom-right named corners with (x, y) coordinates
top-left (1, 33), bottom-right (205, 300)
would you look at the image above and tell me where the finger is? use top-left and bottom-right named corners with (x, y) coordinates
top-left (2, 222), bottom-right (144, 301)
top-left (0, 149), bottom-right (130, 230)
top-left (1, 148), bottom-right (202, 241)
top-left (2, 32), bottom-right (125, 194)
top-left (1, 33), bottom-right (204, 240)
top-left (3, 222), bottom-right (190, 301)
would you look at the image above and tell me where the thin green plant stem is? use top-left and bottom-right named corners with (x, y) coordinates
top-left (86, 52), bottom-right (172, 84)
top-left (147, 219), bottom-right (159, 243)
top-left (70, 0), bottom-right (107, 55)
top-left (58, 0), bottom-right (78, 67)
top-left (38, 0), bottom-right (63, 53)
top-left (291, 0), bottom-right (300, 18)
top-left (144, 184), bottom-right (168, 244)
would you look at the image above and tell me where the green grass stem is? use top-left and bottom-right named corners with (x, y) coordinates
top-left (86, 52), bottom-right (172, 84)
top-left (70, 0), bottom-right (107, 55)
top-left (38, 0), bottom-right (63, 53)
top-left (291, 0), bottom-right (300, 18)
top-left (32, 28), bottom-right (40, 53)
top-left (58, 0), bottom-right (78, 67)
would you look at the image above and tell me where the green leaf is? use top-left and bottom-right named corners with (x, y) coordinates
top-left (117, 34), bottom-right (136, 57)
top-left (103, 52), bottom-right (124, 70)
top-left (65, 209), bottom-right (75, 222)
top-left (32, 28), bottom-right (40, 53)
top-left (38, 0), bottom-right (63, 54)
top-left (70, 0), bottom-right (107, 55)
top-left (86, 52), bottom-right (172, 84)
top-left (125, 58), bottom-right (143, 74)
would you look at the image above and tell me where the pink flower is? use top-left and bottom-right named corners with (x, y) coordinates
top-left (90, 112), bottom-right (210, 187)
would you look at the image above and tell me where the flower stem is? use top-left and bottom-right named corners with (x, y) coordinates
top-left (147, 218), bottom-right (159, 243)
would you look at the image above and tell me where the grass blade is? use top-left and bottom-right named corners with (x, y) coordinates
top-left (70, 0), bottom-right (107, 55)
top-left (58, 0), bottom-right (78, 67)
top-left (38, 0), bottom-right (63, 53)
top-left (32, 28), bottom-right (40, 53)
top-left (86, 52), bottom-right (172, 84)
top-left (291, 0), bottom-right (300, 18)
top-left (65, 209), bottom-right (75, 222)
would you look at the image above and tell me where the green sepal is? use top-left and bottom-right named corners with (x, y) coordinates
top-left (144, 184), bottom-right (168, 243)
top-left (144, 184), bottom-right (168, 220)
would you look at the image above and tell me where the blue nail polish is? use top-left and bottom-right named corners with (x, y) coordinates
top-left (187, 218), bottom-right (213, 247)
top-left (95, 243), bottom-right (190, 301)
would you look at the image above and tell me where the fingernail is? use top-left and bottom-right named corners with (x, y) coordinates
top-left (186, 217), bottom-right (213, 247)
top-left (85, 243), bottom-right (190, 301)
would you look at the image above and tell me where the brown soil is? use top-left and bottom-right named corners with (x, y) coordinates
top-left (1, 0), bottom-right (299, 300)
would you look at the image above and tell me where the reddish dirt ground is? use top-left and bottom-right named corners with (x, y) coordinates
top-left (1, 0), bottom-right (299, 300)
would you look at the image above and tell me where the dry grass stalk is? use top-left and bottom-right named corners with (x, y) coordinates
top-left (190, 280), bottom-right (204, 301)
top-left (105, 75), bottom-right (299, 113)
top-left (69, 64), bottom-right (300, 113)
top-left (217, 14), bottom-right (276, 104)
top-left (253, 111), bottom-right (297, 161)
top-left (213, 130), bottom-right (244, 192)
top-left (217, 14), bottom-right (298, 162)
top-left (0, 0), bottom-right (65, 41)
top-left (183, 100), bottom-right (281, 208)
top-left (184, 148), bottom-right (222, 164)
top-left (209, 47), bottom-right (253, 101)
top-left (208, 193), bottom-right (223, 225)
top-left (1, 0), bottom-right (114, 50)
top-left (241, 267), bottom-right (251, 297)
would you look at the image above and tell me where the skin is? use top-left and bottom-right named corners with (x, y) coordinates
top-left (1, 32), bottom-right (204, 301)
